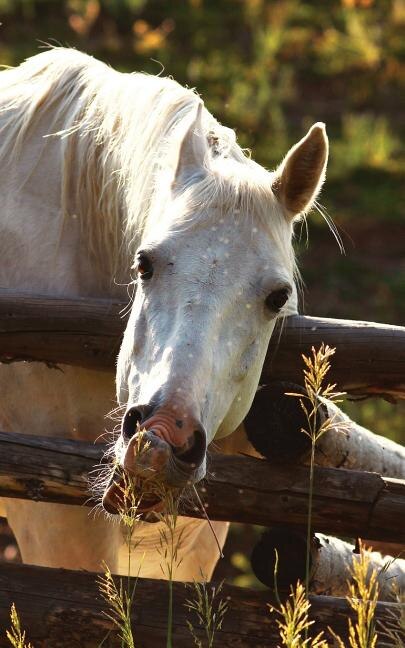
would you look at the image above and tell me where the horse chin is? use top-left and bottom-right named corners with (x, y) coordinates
top-left (101, 448), bottom-right (206, 517)
top-left (102, 476), bottom-right (165, 516)
top-left (167, 454), bottom-right (206, 487)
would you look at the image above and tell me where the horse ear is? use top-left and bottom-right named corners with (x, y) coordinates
top-left (272, 123), bottom-right (328, 218)
top-left (172, 101), bottom-right (206, 186)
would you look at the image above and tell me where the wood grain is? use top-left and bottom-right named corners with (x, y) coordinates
top-left (1, 290), bottom-right (404, 397)
top-left (0, 562), bottom-right (400, 647)
top-left (0, 431), bottom-right (404, 542)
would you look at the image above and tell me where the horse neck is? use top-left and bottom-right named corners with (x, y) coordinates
top-left (0, 61), bottom-right (179, 300)
top-left (0, 128), bottom-right (129, 301)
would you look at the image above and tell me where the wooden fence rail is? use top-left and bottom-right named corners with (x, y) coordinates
top-left (0, 562), bottom-right (399, 648)
top-left (0, 290), bottom-right (405, 398)
top-left (0, 431), bottom-right (404, 543)
top-left (1, 293), bottom-right (404, 647)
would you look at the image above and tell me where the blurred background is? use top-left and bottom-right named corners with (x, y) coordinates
top-left (0, 0), bottom-right (404, 586)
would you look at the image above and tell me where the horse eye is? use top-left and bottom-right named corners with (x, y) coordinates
top-left (265, 288), bottom-right (290, 312)
top-left (136, 253), bottom-right (153, 280)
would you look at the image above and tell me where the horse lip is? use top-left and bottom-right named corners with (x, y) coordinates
top-left (168, 453), bottom-right (206, 486)
top-left (101, 474), bottom-right (164, 516)
top-left (101, 437), bottom-right (206, 515)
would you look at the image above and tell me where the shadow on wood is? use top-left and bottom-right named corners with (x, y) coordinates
top-left (0, 562), bottom-right (401, 647)
top-left (1, 290), bottom-right (405, 398)
top-left (0, 431), bottom-right (404, 543)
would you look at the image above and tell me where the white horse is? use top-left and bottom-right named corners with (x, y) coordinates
top-left (0, 48), bottom-right (328, 580)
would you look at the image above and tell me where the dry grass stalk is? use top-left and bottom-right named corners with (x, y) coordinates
top-left (98, 563), bottom-right (136, 648)
top-left (155, 485), bottom-right (185, 648)
top-left (6, 604), bottom-right (33, 648)
top-left (286, 344), bottom-right (349, 599)
top-left (185, 578), bottom-right (229, 648)
top-left (270, 346), bottom-right (403, 647)
top-left (329, 541), bottom-right (379, 648)
top-left (97, 431), bottom-right (152, 648)
top-left (268, 581), bottom-right (328, 648)
top-left (98, 424), bottom-right (226, 648)
top-left (379, 585), bottom-right (405, 647)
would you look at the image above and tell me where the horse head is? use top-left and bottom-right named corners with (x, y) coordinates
top-left (103, 103), bottom-right (328, 513)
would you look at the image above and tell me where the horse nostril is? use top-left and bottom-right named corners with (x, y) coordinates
top-left (173, 427), bottom-right (206, 467)
top-left (122, 406), bottom-right (146, 440)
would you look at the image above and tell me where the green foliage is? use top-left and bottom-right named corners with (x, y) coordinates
top-left (341, 399), bottom-right (405, 445)
top-left (0, 0), bottom-right (402, 318)
top-left (331, 114), bottom-right (401, 177)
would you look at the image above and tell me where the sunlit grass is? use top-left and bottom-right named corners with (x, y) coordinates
top-left (6, 604), bottom-right (32, 648)
top-left (269, 542), bottom-right (392, 648)
top-left (269, 580), bottom-right (329, 648)
top-left (155, 486), bottom-right (185, 648)
top-left (286, 343), bottom-right (349, 599)
top-left (98, 563), bottom-right (136, 648)
top-left (185, 578), bottom-right (229, 648)
top-left (270, 345), bottom-right (403, 647)
top-left (329, 542), bottom-right (380, 648)
top-left (379, 586), bottom-right (405, 647)
top-left (97, 431), bottom-right (149, 648)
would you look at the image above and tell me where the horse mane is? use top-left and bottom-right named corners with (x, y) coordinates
top-left (0, 47), bottom-right (296, 282)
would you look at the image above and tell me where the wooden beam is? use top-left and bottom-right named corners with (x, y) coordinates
top-left (245, 382), bottom-right (405, 475)
top-left (1, 290), bottom-right (404, 397)
top-left (0, 431), bottom-right (404, 543)
top-left (0, 290), bottom-right (122, 371)
top-left (251, 527), bottom-right (405, 600)
top-left (0, 562), bottom-right (400, 647)
top-left (266, 315), bottom-right (405, 399)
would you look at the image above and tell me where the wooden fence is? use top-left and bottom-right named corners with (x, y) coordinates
top-left (0, 289), bottom-right (404, 646)
top-left (0, 561), bottom-right (400, 648)
top-left (0, 431), bottom-right (404, 543)
top-left (1, 290), bottom-right (404, 398)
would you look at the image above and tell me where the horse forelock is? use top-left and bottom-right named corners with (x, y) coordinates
top-left (0, 47), bottom-right (297, 285)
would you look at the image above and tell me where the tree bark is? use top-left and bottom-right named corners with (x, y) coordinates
top-left (245, 382), bottom-right (405, 476)
top-left (251, 527), bottom-right (405, 601)
top-left (0, 431), bottom-right (404, 543)
top-left (0, 562), bottom-right (400, 647)
top-left (1, 290), bottom-right (404, 398)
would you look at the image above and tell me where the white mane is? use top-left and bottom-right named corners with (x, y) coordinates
top-left (0, 48), bottom-right (295, 279)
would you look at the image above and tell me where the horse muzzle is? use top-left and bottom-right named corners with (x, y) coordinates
top-left (102, 405), bottom-right (207, 515)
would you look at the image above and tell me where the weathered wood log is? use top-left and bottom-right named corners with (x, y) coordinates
top-left (0, 562), bottom-right (400, 647)
top-left (1, 290), bottom-right (404, 397)
top-left (0, 290), bottom-right (122, 370)
top-left (245, 382), bottom-right (405, 476)
top-left (251, 528), bottom-right (405, 601)
top-left (0, 431), bottom-right (404, 543)
top-left (267, 316), bottom-right (405, 399)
